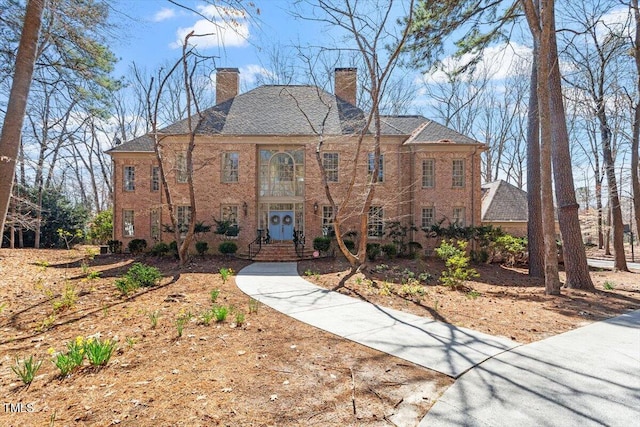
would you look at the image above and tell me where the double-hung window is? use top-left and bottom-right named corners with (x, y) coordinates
top-left (422, 159), bottom-right (435, 188)
top-left (368, 153), bottom-right (384, 182)
top-left (452, 159), bottom-right (465, 188)
top-left (176, 153), bottom-right (188, 183)
top-left (151, 166), bottom-right (160, 192)
top-left (222, 152), bottom-right (239, 183)
top-left (421, 207), bottom-right (434, 229)
top-left (124, 166), bottom-right (135, 191)
top-left (322, 153), bottom-right (339, 183)
top-left (368, 206), bottom-right (384, 238)
top-left (123, 210), bottom-right (135, 237)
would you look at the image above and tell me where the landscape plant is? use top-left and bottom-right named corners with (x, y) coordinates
top-left (435, 240), bottom-right (479, 289)
top-left (87, 210), bottom-right (113, 244)
top-left (148, 310), bottom-right (160, 328)
top-left (235, 312), bottom-right (245, 326)
top-left (12, 355), bottom-right (42, 385)
top-left (195, 241), bottom-right (208, 256)
top-left (212, 305), bottom-right (229, 322)
top-left (218, 241), bottom-right (238, 256)
top-left (248, 298), bottom-right (260, 314)
top-left (219, 267), bottom-right (234, 284)
top-left (83, 337), bottom-right (117, 366)
top-left (210, 289), bottom-right (220, 303)
top-left (125, 262), bottom-right (162, 287)
top-left (150, 242), bottom-right (170, 256)
top-left (128, 239), bottom-right (147, 255)
top-left (52, 283), bottom-right (77, 312)
top-left (313, 236), bottom-right (331, 253)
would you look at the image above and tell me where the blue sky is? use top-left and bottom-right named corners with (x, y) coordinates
top-left (109, 0), bottom-right (333, 87)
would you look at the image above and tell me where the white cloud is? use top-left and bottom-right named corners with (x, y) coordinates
top-left (597, 7), bottom-right (634, 39)
top-left (170, 5), bottom-right (249, 50)
top-left (419, 42), bottom-right (532, 85)
top-left (240, 65), bottom-right (276, 86)
top-left (152, 7), bottom-right (176, 23)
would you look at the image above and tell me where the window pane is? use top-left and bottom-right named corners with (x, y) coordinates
top-left (177, 205), bottom-right (192, 235)
top-left (368, 153), bottom-right (384, 181)
top-left (150, 209), bottom-right (160, 241)
top-left (422, 159), bottom-right (434, 188)
top-left (453, 207), bottom-right (465, 226)
top-left (177, 153), bottom-right (188, 183)
top-left (151, 166), bottom-right (160, 192)
top-left (452, 159), bottom-right (465, 188)
top-left (368, 206), bottom-right (384, 237)
top-left (222, 152), bottom-right (239, 183)
top-left (322, 153), bottom-right (339, 182)
top-left (123, 210), bottom-right (134, 237)
top-left (221, 205), bottom-right (239, 225)
top-left (124, 166), bottom-right (135, 191)
top-left (421, 207), bottom-right (434, 229)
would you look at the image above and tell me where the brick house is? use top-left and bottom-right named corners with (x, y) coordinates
top-left (107, 68), bottom-right (485, 257)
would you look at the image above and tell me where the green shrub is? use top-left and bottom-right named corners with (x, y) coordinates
top-left (150, 242), bottom-right (170, 256)
top-left (381, 243), bottom-right (398, 258)
top-left (313, 236), bottom-right (331, 252)
top-left (493, 234), bottom-right (527, 266)
top-left (195, 241), bottom-right (209, 256)
top-left (115, 278), bottom-right (138, 296)
top-left (107, 239), bottom-right (122, 254)
top-left (219, 241), bottom-right (238, 255)
top-left (435, 240), bottom-right (479, 289)
top-left (212, 306), bottom-right (229, 322)
top-left (366, 243), bottom-right (381, 261)
top-left (87, 210), bottom-right (113, 244)
top-left (125, 262), bottom-right (162, 287)
top-left (128, 239), bottom-right (147, 255)
top-left (169, 240), bottom-right (178, 252)
top-left (343, 239), bottom-right (355, 251)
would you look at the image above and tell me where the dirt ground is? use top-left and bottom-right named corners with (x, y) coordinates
top-left (1, 247), bottom-right (639, 426)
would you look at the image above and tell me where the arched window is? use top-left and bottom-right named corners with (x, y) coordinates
top-left (269, 152), bottom-right (295, 196)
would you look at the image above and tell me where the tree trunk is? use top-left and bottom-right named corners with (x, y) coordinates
top-left (0, 0), bottom-right (45, 234)
top-left (631, 0), bottom-right (640, 251)
top-left (526, 49), bottom-right (544, 278)
top-left (596, 175), bottom-right (604, 249)
top-left (523, 0), bottom-right (561, 294)
top-left (546, 1), bottom-right (594, 290)
top-left (599, 109), bottom-right (628, 271)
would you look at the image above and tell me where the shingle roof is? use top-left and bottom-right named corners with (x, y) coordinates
top-left (108, 85), bottom-right (481, 153)
top-left (106, 134), bottom-right (156, 153)
top-left (481, 180), bottom-right (528, 222)
top-left (402, 118), bottom-right (480, 145)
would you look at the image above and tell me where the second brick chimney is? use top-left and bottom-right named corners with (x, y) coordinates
top-left (334, 68), bottom-right (357, 106)
top-left (216, 68), bottom-right (240, 105)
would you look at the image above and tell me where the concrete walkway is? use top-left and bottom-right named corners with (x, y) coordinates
top-left (420, 309), bottom-right (640, 426)
top-left (236, 262), bottom-right (519, 378)
top-left (237, 262), bottom-right (640, 426)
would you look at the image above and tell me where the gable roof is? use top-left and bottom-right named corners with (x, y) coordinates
top-left (481, 180), bottom-right (528, 222)
top-left (108, 85), bottom-right (482, 153)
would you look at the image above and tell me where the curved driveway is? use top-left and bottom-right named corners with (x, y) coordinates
top-left (237, 262), bottom-right (640, 426)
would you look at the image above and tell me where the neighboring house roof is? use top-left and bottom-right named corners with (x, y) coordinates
top-left (108, 85), bottom-right (481, 153)
top-left (481, 180), bottom-right (528, 222)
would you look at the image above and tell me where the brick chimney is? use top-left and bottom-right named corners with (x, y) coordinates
top-left (216, 68), bottom-right (240, 105)
top-left (334, 68), bottom-right (357, 105)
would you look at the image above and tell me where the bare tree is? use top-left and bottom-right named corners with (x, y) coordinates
top-left (0, 0), bottom-right (44, 235)
top-left (523, 0), bottom-right (562, 294)
top-left (293, 0), bottom-right (415, 272)
top-left (561, 0), bottom-right (629, 271)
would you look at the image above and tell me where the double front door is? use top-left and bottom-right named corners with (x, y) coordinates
top-left (268, 210), bottom-right (294, 241)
